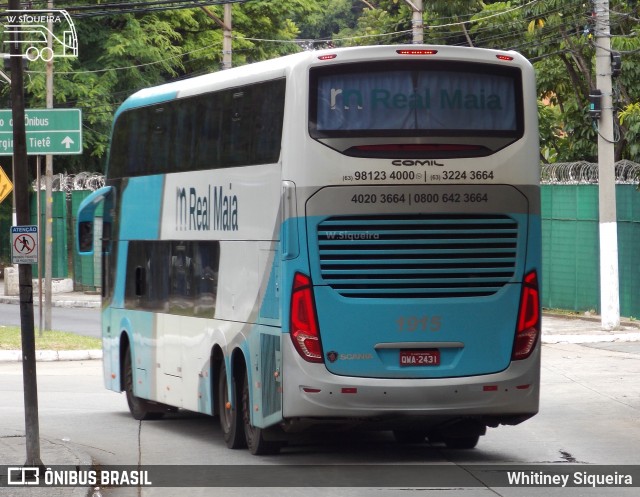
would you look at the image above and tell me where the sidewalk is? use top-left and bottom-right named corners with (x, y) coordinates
top-left (0, 432), bottom-right (94, 497)
top-left (0, 277), bottom-right (100, 309)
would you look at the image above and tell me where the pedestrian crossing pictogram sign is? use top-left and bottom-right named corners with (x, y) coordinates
top-left (0, 165), bottom-right (12, 204)
top-left (11, 225), bottom-right (38, 264)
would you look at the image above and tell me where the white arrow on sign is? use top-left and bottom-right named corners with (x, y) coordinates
top-left (61, 136), bottom-right (75, 149)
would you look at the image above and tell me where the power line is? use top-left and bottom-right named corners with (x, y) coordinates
top-left (0, 0), bottom-right (251, 17)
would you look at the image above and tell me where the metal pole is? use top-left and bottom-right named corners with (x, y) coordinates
top-left (36, 156), bottom-right (43, 336)
top-left (405, 0), bottom-right (423, 44)
top-left (44, 0), bottom-right (54, 331)
top-left (594, 0), bottom-right (620, 330)
top-left (222, 3), bottom-right (232, 69)
top-left (9, 0), bottom-right (44, 467)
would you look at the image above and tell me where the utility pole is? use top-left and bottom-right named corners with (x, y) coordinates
top-left (223, 3), bottom-right (232, 69)
top-left (594, 0), bottom-right (620, 330)
top-left (8, 0), bottom-right (44, 467)
top-left (44, 0), bottom-right (55, 331)
top-left (404, 0), bottom-right (423, 44)
top-left (201, 4), bottom-right (232, 69)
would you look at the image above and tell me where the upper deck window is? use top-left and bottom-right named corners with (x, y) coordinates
top-left (309, 61), bottom-right (523, 140)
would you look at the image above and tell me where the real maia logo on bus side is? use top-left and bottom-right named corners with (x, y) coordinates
top-left (330, 87), bottom-right (502, 110)
top-left (175, 185), bottom-right (239, 232)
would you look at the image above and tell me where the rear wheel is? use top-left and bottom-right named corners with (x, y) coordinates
top-left (393, 430), bottom-right (427, 444)
top-left (242, 373), bottom-right (282, 455)
top-left (442, 434), bottom-right (480, 449)
top-left (123, 348), bottom-right (164, 421)
top-left (217, 360), bottom-right (246, 449)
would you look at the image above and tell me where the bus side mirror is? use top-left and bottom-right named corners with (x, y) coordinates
top-left (78, 221), bottom-right (94, 253)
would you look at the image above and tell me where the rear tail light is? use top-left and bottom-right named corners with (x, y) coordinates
top-left (512, 271), bottom-right (540, 360)
top-left (290, 273), bottom-right (323, 363)
top-left (351, 144), bottom-right (485, 153)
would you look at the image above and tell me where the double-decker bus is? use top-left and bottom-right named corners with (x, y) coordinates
top-left (77, 45), bottom-right (541, 455)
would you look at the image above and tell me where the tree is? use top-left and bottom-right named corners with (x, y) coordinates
top-left (1, 0), bottom-right (320, 174)
top-left (471, 0), bottom-right (640, 163)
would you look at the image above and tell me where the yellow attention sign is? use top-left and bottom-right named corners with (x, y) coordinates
top-left (0, 165), bottom-right (13, 204)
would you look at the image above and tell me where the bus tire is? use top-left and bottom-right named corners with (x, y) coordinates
top-left (217, 360), bottom-right (246, 449)
top-left (124, 348), bottom-right (164, 421)
top-left (393, 430), bottom-right (427, 444)
top-left (242, 373), bottom-right (281, 455)
top-left (442, 434), bottom-right (480, 449)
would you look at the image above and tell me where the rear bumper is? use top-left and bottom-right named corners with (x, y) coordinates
top-left (281, 337), bottom-right (539, 422)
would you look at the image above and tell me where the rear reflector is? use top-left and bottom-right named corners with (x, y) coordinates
top-left (302, 387), bottom-right (321, 393)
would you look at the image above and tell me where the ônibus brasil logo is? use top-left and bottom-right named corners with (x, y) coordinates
top-left (1, 9), bottom-right (78, 62)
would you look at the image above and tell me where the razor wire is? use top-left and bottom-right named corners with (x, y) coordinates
top-left (540, 160), bottom-right (640, 185)
top-left (32, 172), bottom-right (105, 192)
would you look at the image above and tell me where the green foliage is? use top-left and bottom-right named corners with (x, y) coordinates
top-left (3, 0), bottom-right (640, 170)
top-left (2, 0), bottom-right (319, 173)
top-left (619, 103), bottom-right (640, 162)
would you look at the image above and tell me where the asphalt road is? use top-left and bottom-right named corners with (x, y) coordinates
top-left (0, 302), bottom-right (101, 338)
top-left (1, 340), bottom-right (639, 496)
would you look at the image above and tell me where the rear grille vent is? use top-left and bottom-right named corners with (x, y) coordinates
top-left (316, 214), bottom-right (518, 298)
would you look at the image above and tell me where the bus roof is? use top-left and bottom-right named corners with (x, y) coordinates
top-left (115, 44), bottom-right (527, 119)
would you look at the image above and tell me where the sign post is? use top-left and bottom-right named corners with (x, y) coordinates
top-left (7, 0), bottom-right (44, 468)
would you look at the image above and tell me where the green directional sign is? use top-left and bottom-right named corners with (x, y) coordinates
top-left (0, 108), bottom-right (82, 155)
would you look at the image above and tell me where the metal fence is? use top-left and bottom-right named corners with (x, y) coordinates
top-left (541, 160), bottom-right (640, 185)
top-left (32, 172), bottom-right (105, 194)
top-left (541, 162), bottom-right (640, 318)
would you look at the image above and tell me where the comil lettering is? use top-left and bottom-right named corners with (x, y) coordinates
top-left (175, 185), bottom-right (239, 232)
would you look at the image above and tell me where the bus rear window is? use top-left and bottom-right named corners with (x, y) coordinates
top-left (309, 61), bottom-right (523, 138)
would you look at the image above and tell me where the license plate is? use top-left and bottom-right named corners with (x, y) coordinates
top-left (400, 349), bottom-right (440, 367)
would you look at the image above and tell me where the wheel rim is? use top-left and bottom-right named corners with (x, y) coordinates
top-left (219, 366), bottom-right (233, 432)
top-left (242, 375), bottom-right (257, 446)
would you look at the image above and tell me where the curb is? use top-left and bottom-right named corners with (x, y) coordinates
top-left (0, 296), bottom-right (100, 308)
top-left (541, 332), bottom-right (640, 344)
top-left (0, 350), bottom-right (103, 362)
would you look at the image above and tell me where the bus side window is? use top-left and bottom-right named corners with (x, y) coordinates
top-left (78, 221), bottom-right (93, 252)
top-left (135, 266), bottom-right (146, 297)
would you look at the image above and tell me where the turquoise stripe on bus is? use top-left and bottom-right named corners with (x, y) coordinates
top-left (115, 90), bottom-right (179, 120)
top-left (120, 175), bottom-right (164, 240)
